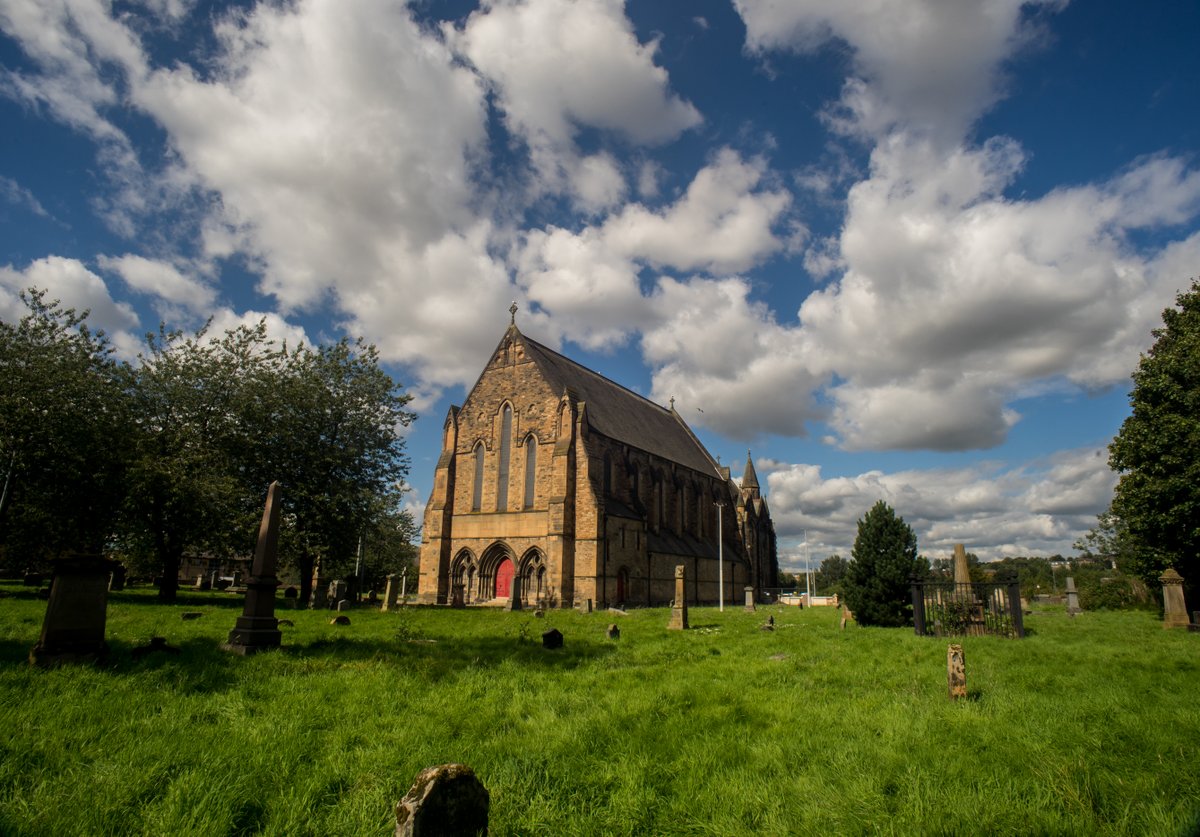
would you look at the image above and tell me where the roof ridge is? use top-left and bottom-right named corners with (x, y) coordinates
top-left (518, 333), bottom-right (672, 416)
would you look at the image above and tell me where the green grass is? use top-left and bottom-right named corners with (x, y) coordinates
top-left (1, 585), bottom-right (1198, 836)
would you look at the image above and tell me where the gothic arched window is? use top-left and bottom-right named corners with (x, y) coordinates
top-left (497, 405), bottom-right (513, 511)
top-left (523, 435), bottom-right (537, 509)
top-left (472, 443), bottom-right (484, 511)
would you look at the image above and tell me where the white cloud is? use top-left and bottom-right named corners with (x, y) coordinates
top-left (733, 0), bottom-right (1064, 142)
top-left (0, 256), bottom-right (142, 357)
top-left (450, 0), bottom-right (700, 208)
top-left (765, 446), bottom-right (1116, 565)
top-left (603, 149), bottom-right (792, 273)
top-left (97, 253), bottom-right (216, 314)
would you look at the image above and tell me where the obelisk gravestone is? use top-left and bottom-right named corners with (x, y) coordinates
top-left (224, 481), bottom-right (283, 655)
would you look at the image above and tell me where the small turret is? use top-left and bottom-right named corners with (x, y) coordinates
top-left (741, 450), bottom-right (760, 499)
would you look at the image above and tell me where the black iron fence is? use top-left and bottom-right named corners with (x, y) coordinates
top-left (911, 581), bottom-right (1025, 639)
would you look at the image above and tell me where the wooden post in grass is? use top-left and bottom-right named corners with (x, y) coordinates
top-left (947, 644), bottom-right (966, 700)
top-left (223, 482), bottom-right (283, 655)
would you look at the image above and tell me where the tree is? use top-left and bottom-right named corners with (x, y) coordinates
top-left (1108, 279), bottom-right (1200, 597)
top-left (815, 554), bottom-right (849, 595)
top-left (238, 337), bottom-right (415, 604)
top-left (0, 290), bottom-right (131, 569)
top-left (121, 323), bottom-right (267, 601)
top-left (843, 501), bottom-right (923, 627)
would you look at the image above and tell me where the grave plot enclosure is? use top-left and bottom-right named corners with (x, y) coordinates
top-left (911, 581), bottom-right (1025, 639)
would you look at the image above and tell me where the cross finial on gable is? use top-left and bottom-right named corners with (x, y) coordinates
top-left (509, 301), bottom-right (518, 324)
top-left (669, 396), bottom-right (675, 410)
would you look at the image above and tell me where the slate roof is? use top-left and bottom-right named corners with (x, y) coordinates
top-left (515, 329), bottom-right (723, 479)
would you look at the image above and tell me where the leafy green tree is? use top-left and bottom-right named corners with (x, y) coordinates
top-left (843, 501), bottom-right (924, 627)
top-left (815, 553), bottom-right (849, 595)
top-left (0, 290), bottom-right (131, 569)
top-left (121, 323), bottom-right (267, 601)
top-left (238, 337), bottom-right (415, 604)
top-left (1108, 279), bottom-right (1200, 596)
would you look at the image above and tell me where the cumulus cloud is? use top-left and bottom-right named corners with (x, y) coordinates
top-left (450, 0), bottom-right (700, 208)
top-left (97, 253), bottom-right (216, 315)
top-left (733, 0), bottom-right (1063, 142)
top-left (0, 256), bottom-right (143, 356)
top-left (765, 446), bottom-right (1116, 566)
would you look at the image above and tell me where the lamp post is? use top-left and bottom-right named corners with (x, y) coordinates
top-left (802, 529), bottom-right (812, 604)
top-left (715, 502), bottom-right (724, 612)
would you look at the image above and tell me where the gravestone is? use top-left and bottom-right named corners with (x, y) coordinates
top-left (744, 586), bottom-right (756, 612)
top-left (337, 600), bottom-right (349, 612)
top-left (310, 558), bottom-right (328, 610)
top-left (1065, 576), bottom-right (1081, 616)
top-left (108, 564), bottom-right (126, 591)
top-left (383, 574), bottom-right (399, 612)
top-left (952, 544), bottom-right (970, 585)
top-left (223, 482), bottom-right (283, 655)
top-left (760, 615), bottom-right (775, 632)
top-left (542, 628), bottom-right (563, 649)
top-left (606, 624), bottom-right (620, 640)
top-left (330, 579), bottom-right (348, 608)
top-left (667, 565), bottom-right (688, 630)
top-left (30, 555), bottom-right (119, 666)
top-left (331, 615), bottom-right (351, 625)
top-left (579, 598), bottom-right (593, 614)
top-left (1160, 569), bottom-right (1190, 629)
top-left (283, 586), bottom-right (298, 608)
top-left (395, 763), bottom-right (489, 837)
top-left (947, 644), bottom-right (966, 700)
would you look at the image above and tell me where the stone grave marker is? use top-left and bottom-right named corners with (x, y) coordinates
top-left (606, 624), bottom-right (620, 640)
top-left (330, 579), bottom-right (348, 608)
top-left (542, 628), bottom-right (563, 649)
top-left (1065, 576), bottom-right (1081, 616)
top-left (223, 481), bottom-right (283, 655)
top-left (395, 763), bottom-right (489, 837)
top-left (579, 598), bottom-right (593, 614)
top-left (1160, 569), bottom-right (1190, 629)
top-left (30, 554), bottom-right (119, 666)
top-left (108, 564), bottom-right (126, 591)
top-left (743, 586), bottom-right (756, 612)
top-left (667, 564), bottom-right (689, 630)
top-left (947, 644), bottom-right (966, 700)
top-left (383, 574), bottom-right (399, 612)
top-left (331, 615), bottom-right (351, 625)
top-left (337, 600), bottom-right (349, 612)
top-left (953, 543), bottom-right (970, 585)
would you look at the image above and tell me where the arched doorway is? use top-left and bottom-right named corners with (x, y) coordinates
top-left (616, 566), bottom-right (629, 606)
top-left (495, 558), bottom-right (514, 599)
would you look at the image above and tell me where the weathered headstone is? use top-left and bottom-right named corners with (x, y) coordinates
top-left (330, 615), bottom-right (351, 626)
top-left (606, 624), bottom-right (620, 640)
top-left (1160, 569), bottom-right (1190, 629)
top-left (667, 565), bottom-right (688, 630)
top-left (952, 543), bottom-right (970, 585)
top-left (395, 763), bottom-right (489, 837)
top-left (760, 615), bottom-right (775, 632)
top-left (542, 628), bottom-right (563, 649)
top-left (579, 598), bottom-right (593, 614)
top-left (337, 599), bottom-right (350, 612)
top-left (310, 557), bottom-right (327, 610)
top-left (330, 579), bottom-right (348, 608)
top-left (744, 586), bottom-right (756, 612)
top-left (223, 481), bottom-right (283, 655)
top-left (30, 555), bottom-right (119, 666)
top-left (108, 564), bottom-right (126, 591)
top-left (1065, 576), bottom-right (1081, 616)
top-left (947, 643), bottom-right (966, 700)
top-left (383, 574), bottom-right (399, 612)
top-left (450, 583), bottom-right (465, 609)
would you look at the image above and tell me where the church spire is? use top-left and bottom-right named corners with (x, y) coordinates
top-left (741, 450), bottom-right (760, 498)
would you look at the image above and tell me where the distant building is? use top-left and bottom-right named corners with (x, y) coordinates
top-left (417, 310), bottom-right (777, 608)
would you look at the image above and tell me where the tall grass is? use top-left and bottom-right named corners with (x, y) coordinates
top-left (1, 584), bottom-right (1198, 835)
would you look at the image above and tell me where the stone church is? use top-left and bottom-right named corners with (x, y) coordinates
top-left (417, 308), bottom-right (777, 609)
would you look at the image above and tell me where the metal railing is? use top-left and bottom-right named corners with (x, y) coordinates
top-left (911, 581), bottom-right (1024, 638)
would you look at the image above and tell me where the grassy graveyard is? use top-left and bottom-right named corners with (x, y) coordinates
top-left (1, 585), bottom-right (1198, 836)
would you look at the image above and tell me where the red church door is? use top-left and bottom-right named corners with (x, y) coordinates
top-left (495, 559), bottom-right (514, 599)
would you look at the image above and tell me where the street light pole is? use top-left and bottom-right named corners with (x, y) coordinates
top-left (803, 529), bottom-right (811, 604)
top-left (715, 502), bottom-right (724, 612)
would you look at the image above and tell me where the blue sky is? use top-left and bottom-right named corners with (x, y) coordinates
top-left (2, 0), bottom-right (1198, 571)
